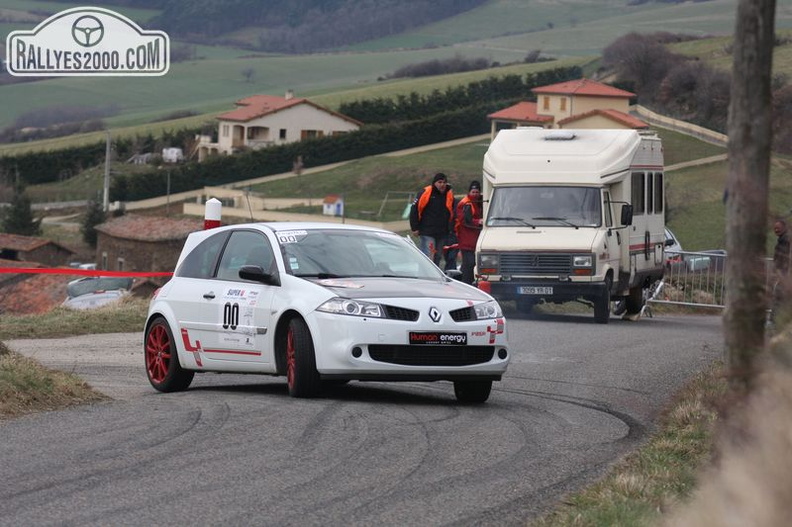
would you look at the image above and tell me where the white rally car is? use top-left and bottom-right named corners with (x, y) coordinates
top-left (144, 222), bottom-right (509, 403)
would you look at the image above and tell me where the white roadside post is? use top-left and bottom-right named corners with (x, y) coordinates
top-left (204, 197), bottom-right (222, 230)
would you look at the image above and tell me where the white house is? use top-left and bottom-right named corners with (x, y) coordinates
top-left (196, 91), bottom-right (362, 161)
top-left (322, 194), bottom-right (344, 217)
top-left (487, 78), bottom-right (648, 139)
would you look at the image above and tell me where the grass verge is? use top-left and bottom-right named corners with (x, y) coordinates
top-left (0, 297), bottom-right (149, 340)
top-left (532, 361), bottom-right (727, 527)
top-left (0, 341), bottom-right (108, 421)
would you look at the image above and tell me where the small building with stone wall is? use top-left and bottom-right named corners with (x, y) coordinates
top-left (0, 233), bottom-right (75, 267)
top-left (94, 215), bottom-right (203, 279)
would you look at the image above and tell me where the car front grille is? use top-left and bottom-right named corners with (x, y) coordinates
top-left (368, 345), bottom-right (494, 366)
top-left (500, 253), bottom-right (572, 275)
top-left (449, 306), bottom-right (474, 322)
top-left (384, 305), bottom-right (419, 321)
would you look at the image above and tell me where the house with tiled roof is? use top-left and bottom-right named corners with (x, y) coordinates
top-left (94, 214), bottom-right (202, 278)
top-left (487, 78), bottom-right (647, 138)
top-left (0, 233), bottom-right (75, 267)
top-left (196, 91), bottom-right (362, 161)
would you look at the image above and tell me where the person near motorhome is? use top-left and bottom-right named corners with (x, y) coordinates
top-left (455, 180), bottom-right (483, 284)
top-left (771, 218), bottom-right (791, 322)
top-left (410, 172), bottom-right (455, 266)
top-left (444, 190), bottom-right (461, 271)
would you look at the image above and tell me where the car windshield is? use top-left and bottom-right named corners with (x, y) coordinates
top-left (275, 228), bottom-right (445, 280)
top-left (66, 276), bottom-right (133, 298)
top-left (487, 186), bottom-right (602, 228)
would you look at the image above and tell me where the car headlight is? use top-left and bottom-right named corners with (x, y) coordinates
top-left (317, 297), bottom-right (384, 317)
top-left (473, 300), bottom-right (502, 320)
top-left (573, 255), bottom-right (593, 267)
top-left (478, 254), bottom-right (499, 274)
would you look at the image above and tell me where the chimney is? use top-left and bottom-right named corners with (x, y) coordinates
top-left (285, 89), bottom-right (294, 100)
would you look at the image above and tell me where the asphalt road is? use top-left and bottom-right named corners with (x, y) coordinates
top-left (1, 311), bottom-right (722, 526)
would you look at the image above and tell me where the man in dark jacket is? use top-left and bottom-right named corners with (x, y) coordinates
top-left (455, 180), bottom-right (483, 284)
top-left (409, 172), bottom-right (454, 266)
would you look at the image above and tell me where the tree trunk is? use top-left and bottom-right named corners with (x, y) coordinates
top-left (724, 0), bottom-right (776, 395)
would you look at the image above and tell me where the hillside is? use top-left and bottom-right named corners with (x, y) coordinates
top-left (4, 0), bottom-right (792, 135)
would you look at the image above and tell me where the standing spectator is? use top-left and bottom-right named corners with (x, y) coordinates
top-left (410, 173), bottom-right (454, 266)
top-left (444, 189), bottom-right (461, 271)
top-left (771, 218), bottom-right (791, 324)
top-left (455, 180), bottom-right (483, 284)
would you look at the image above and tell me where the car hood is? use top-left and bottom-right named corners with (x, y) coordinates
top-left (312, 277), bottom-right (492, 302)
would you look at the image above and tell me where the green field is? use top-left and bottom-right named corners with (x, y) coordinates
top-left (0, 57), bottom-right (591, 155)
top-left (4, 0), bottom-right (792, 141)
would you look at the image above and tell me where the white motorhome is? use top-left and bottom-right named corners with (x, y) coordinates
top-left (476, 128), bottom-right (666, 323)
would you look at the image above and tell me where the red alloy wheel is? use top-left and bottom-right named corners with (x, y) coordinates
top-left (146, 323), bottom-right (171, 384)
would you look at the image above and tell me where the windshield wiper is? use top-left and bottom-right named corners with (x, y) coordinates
top-left (489, 216), bottom-right (536, 228)
top-left (295, 273), bottom-right (348, 279)
top-left (532, 216), bottom-right (579, 229)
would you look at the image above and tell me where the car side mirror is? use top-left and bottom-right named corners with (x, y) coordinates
top-left (239, 265), bottom-right (281, 286)
top-left (620, 204), bottom-right (633, 226)
top-left (665, 238), bottom-right (675, 247)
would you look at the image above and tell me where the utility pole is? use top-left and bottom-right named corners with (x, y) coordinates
top-left (103, 131), bottom-right (111, 212)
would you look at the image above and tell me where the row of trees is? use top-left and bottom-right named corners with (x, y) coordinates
top-left (340, 67), bottom-right (582, 124)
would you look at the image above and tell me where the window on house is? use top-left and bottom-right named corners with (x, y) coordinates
top-left (559, 98), bottom-right (567, 111)
top-left (117, 258), bottom-right (125, 271)
top-left (222, 124), bottom-right (229, 137)
top-left (101, 252), bottom-right (108, 270)
top-left (279, 128), bottom-right (287, 140)
top-left (542, 96), bottom-right (550, 110)
top-left (301, 130), bottom-right (320, 139)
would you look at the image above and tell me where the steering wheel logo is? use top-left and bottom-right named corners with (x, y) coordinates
top-left (71, 15), bottom-right (104, 47)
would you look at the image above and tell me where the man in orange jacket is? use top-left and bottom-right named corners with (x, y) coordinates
top-left (409, 172), bottom-right (455, 267)
top-left (455, 180), bottom-right (483, 284)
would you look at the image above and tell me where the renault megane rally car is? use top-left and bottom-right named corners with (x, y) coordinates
top-left (144, 222), bottom-right (509, 403)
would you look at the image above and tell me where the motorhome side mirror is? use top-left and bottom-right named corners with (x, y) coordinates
top-left (620, 204), bottom-right (633, 226)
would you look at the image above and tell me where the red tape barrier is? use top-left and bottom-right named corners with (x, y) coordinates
top-left (0, 267), bottom-right (173, 277)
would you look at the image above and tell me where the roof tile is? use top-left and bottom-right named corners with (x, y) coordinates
top-left (95, 214), bottom-right (202, 241)
top-left (532, 78), bottom-right (635, 98)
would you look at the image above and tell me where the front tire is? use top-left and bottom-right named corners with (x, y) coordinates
top-left (145, 318), bottom-right (194, 392)
top-left (594, 278), bottom-right (611, 324)
top-left (454, 380), bottom-right (492, 404)
top-left (286, 318), bottom-right (321, 398)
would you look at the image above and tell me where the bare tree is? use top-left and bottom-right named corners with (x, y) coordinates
top-left (724, 0), bottom-right (777, 395)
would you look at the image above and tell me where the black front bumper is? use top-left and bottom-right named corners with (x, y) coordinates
top-left (488, 279), bottom-right (607, 303)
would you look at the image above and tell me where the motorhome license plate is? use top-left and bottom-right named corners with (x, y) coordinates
top-left (519, 286), bottom-right (553, 295)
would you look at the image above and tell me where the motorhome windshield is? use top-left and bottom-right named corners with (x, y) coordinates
top-left (487, 186), bottom-right (602, 228)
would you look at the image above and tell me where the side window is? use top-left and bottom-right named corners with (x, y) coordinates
top-left (176, 232), bottom-right (229, 279)
top-left (603, 191), bottom-right (613, 228)
top-left (647, 173), bottom-right (654, 214)
top-left (631, 172), bottom-right (645, 215)
top-left (216, 230), bottom-right (275, 282)
top-left (654, 172), bottom-right (664, 213)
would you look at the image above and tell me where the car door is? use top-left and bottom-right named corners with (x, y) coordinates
top-left (205, 229), bottom-right (278, 366)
